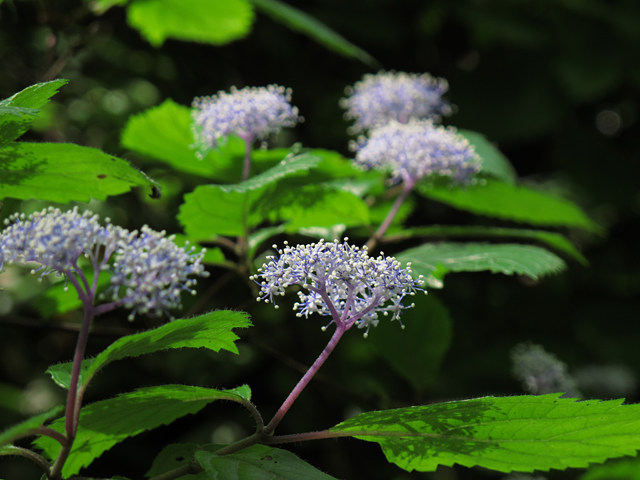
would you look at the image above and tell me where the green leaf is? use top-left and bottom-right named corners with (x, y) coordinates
top-left (147, 443), bottom-right (220, 479)
top-left (0, 406), bottom-right (63, 447)
top-left (195, 444), bottom-right (339, 480)
top-left (46, 311), bottom-right (251, 389)
top-left (458, 129), bottom-right (517, 183)
top-left (219, 152), bottom-right (322, 193)
top-left (396, 242), bottom-right (566, 288)
top-left (418, 179), bottom-right (601, 233)
top-left (249, 0), bottom-right (377, 67)
top-left (392, 225), bottom-right (587, 265)
top-left (36, 269), bottom-right (113, 317)
top-left (33, 385), bottom-right (251, 477)
top-left (369, 295), bottom-right (451, 391)
top-left (581, 457), bottom-right (640, 480)
top-left (0, 142), bottom-right (158, 202)
top-left (331, 395), bottom-right (640, 473)
top-left (127, 0), bottom-right (255, 47)
top-left (0, 79), bottom-right (68, 146)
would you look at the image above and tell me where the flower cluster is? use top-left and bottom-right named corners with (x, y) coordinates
top-left (0, 207), bottom-right (124, 277)
top-left (352, 119), bottom-right (482, 186)
top-left (108, 226), bottom-right (208, 320)
top-left (0, 208), bottom-right (208, 320)
top-left (251, 239), bottom-right (424, 336)
top-left (341, 71), bottom-right (451, 132)
top-left (192, 85), bottom-right (301, 154)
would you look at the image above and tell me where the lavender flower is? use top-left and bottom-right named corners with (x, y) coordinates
top-left (192, 85), bottom-right (301, 155)
top-left (251, 239), bottom-right (424, 337)
top-left (0, 207), bottom-right (208, 320)
top-left (341, 71), bottom-right (451, 132)
top-left (353, 119), bottom-right (481, 186)
top-left (107, 226), bottom-right (208, 320)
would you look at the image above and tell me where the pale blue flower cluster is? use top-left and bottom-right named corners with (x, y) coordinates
top-left (192, 85), bottom-right (301, 154)
top-left (353, 119), bottom-right (481, 185)
top-left (341, 71), bottom-right (451, 132)
top-left (0, 208), bottom-right (208, 320)
top-left (0, 207), bottom-right (124, 277)
top-left (108, 226), bottom-right (208, 320)
top-left (251, 239), bottom-right (424, 336)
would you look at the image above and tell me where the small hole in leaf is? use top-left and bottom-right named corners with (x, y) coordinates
top-left (97, 174), bottom-right (107, 179)
top-left (175, 456), bottom-right (185, 461)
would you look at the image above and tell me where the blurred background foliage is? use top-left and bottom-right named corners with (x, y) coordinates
top-left (2, 0), bottom-right (640, 479)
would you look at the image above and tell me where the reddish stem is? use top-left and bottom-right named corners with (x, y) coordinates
top-left (366, 178), bottom-right (416, 251)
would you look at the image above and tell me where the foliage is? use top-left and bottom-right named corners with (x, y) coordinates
top-left (1, 2), bottom-right (638, 480)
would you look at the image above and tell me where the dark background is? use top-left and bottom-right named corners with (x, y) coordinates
top-left (2, 1), bottom-right (640, 479)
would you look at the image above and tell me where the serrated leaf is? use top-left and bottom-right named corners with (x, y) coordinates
top-left (396, 242), bottom-right (566, 288)
top-left (195, 444), bottom-right (339, 480)
top-left (393, 225), bottom-right (587, 265)
top-left (458, 130), bottom-right (517, 184)
top-left (331, 394), bottom-right (640, 473)
top-left (121, 99), bottom-right (247, 181)
top-left (46, 311), bottom-right (251, 390)
top-left (0, 142), bottom-right (158, 202)
top-left (0, 406), bottom-right (64, 447)
top-left (33, 385), bottom-right (251, 477)
top-left (249, 0), bottom-right (376, 67)
top-left (127, 0), bottom-right (255, 47)
top-left (0, 79), bottom-right (68, 146)
top-left (369, 295), bottom-right (451, 391)
top-left (418, 179), bottom-right (601, 233)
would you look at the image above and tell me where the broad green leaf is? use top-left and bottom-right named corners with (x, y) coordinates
top-left (121, 99), bottom-right (246, 180)
top-left (418, 179), bottom-right (601, 233)
top-left (369, 295), bottom-right (451, 391)
top-left (248, 225), bottom-right (285, 259)
top-left (33, 385), bottom-right (251, 477)
top-left (581, 457), bottom-right (640, 480)
top-left (0, 406), bottom-right (63, 447)
top-left (0, 79), bottom-right (68, 146)
top-left (396, 242), bottom-right (566, 288)
top-left (219, 152), bottom-right (322, 193)
top-left (127, 0), bottom-right (255, 47)
top-left (180, 185), bottom-right (251, 238)
top-left (195, 444), bottom-right (339, 480)
top-left (46, 359), bottom-right (92, 391)
top-left (46, 311), bottom-right (251, 389)
top-left (330, 394), bottom-right (640, 473)
top-left (392, 225), bottom-right (587, 265)
top-left (458, 129), bottom-right (517, 183)
top-left (0, 142), bottom-right (158, 202)
top-left (249, 0), bottom-right (377, 67)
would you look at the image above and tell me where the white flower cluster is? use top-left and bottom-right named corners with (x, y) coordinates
top-left (251, 239), bottom-right (424, 336)
top-left (341, 70), bottom-right (451, 133)
top-left (353, 119), bottom-right (481, 185)
top-left (192, 84), bottom-right (301, 154)
top-left (0, 208), bottom-right (208, 320)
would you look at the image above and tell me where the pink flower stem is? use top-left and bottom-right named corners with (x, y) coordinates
top-left (241, 134), bottom-right (254, 182)
top-left (264, 322), bottom-right (347, 435)
top-left (366, 178), bottom-right (416, 251)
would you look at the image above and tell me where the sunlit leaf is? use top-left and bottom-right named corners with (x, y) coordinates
top-left (0, 142), bottom-right (158, 203)
top-left (46, 311), bottom-right (251, 389)
top-left (33, 385), bottom-right (251, 477)
top-left (458, 129), bottom-right (517, 183)
top-left (396, 242), bottom-right (566, 288)
top-left (127, 0), bottom-right (255, 47)
top-left (331, 394), bottom-right (640, 473)
top-left (418, 179), bottom-right (601, 233)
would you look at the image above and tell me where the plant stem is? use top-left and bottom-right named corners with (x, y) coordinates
top-left (366, 178), bottom-right (416, 251)
top-left (0, 445), bottom-right (52, 476)
top-left (241, 134), bottom-right (254, 182)
top-left (264, 323), bottom-right (347, 435)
